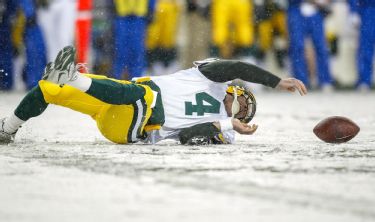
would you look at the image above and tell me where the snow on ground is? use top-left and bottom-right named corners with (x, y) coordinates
top-left (1, 91), bottom-right (375, 222)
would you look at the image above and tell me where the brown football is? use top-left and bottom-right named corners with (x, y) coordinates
top-left (313, 116), bottom-right (360, 143)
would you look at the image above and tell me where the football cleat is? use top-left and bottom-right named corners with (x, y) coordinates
top-left (42, 46), bottom-right (77, 85)
top-left (0, 118), bottom-right (17, 144)
top-left (42, 62), bottom-right (54, 80)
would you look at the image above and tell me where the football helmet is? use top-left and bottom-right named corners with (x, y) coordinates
top-left (226, 86), bottom-right (256, 123)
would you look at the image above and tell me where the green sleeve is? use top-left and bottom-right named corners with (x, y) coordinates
top-left (198, 60), bottom-right (281, 88)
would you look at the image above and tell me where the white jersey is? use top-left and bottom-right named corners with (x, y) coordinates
top-left (149, 67), bottom-right (235, 143)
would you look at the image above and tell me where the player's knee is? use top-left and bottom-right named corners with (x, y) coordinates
top-left (38, 80), bottom-right (63, 104)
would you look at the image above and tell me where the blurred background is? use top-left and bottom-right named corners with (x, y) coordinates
top-left (0, 0), bottom-right (373, 92)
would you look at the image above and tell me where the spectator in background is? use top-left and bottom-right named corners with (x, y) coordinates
top-left (146, 0), bottom-right (182, 76)
top-left (91, 0), bottom-right (114, 75)
top-left (287, 0), bottom-right (334, 90)
top-left (348, 0), bottom-right (375, 91)
top-left (113, 0), bottom-right (156, 80)
top-left (183, 0), bottom-right (210, 68)
top-left (0, 0), bottom-right (16, 90)
top-left (38, 0), bottom-right (77, 62)
top-left (254, 0), bottom-right (288, 69)
top-left (18, 0), bottom-right (47, 90)
top-left (210, 0), bottom-right (255, 62)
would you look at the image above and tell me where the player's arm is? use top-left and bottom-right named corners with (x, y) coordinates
top-left (198, 60), bottom-right (281, 87)
top-left (178, 119), bottom-right (258, 145)
top-left (198, 60), bottom-right (307, 95)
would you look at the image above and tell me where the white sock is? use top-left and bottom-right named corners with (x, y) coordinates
top-left (67, 73), bottom-right (92, 92)
top-left (3, 114), bottom-right (25, 133)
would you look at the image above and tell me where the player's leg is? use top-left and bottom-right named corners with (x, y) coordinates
top-left (310, 13), bottom-right (333, 87)
top-left (257, 20), bottom-right (273, 55)
top-left (113, 17), bottom-right (127, 79)
top-left (160, 1), bottom-right (180, 49)
top-left (1, 76), bottom-right (144, 144)
top-left (43, 46), bottom-right (149, 105)
top-left (1, 46), bottom-right (83, 143)
top-left (0, 86), bottom-right (48, 143)
top-left (24, 23), bottom-right (47, 89)
top-left (61, 73), bottom-right (156, 144)
top-left (287, 7), bottom-right (309, 86)
top-left (0, 47), bottom-right (96, 142)
top-left (272, 11), bottom-right (288, 69)
top-left (163, 2), bottom-right (181, 73)
top-left (39, 71), bottom-right (156, 145)
top-left (57, 1), bottom-right (76, 58)
top-left (211, 0), bottom-right (229, 56)
top-left (38, 4), bottom-right (55, 61)
top-left (0, 24), bottom-right (13, 90)
top-left (233, 0), bottom-right (254, 53)
top-left (1, 46), bottom-right (152, 144)
top-left (357, 7), bottom-right (375, 89)
top-left (127, 18), bottom-right (146, 78)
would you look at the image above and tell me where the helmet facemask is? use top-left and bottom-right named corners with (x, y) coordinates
top-left (226, 86), bottom-right (257, 123)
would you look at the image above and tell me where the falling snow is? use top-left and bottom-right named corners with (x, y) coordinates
top-left (1, 91), bottom-right (375, 222)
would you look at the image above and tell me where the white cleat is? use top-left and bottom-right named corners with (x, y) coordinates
top-left (42, 46), bottom-right (78, 85)
top-left (0, 118), bottom-right (16, 144)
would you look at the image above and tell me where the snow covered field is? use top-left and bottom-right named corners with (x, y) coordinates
top-left (1, 91), bottom-right (375, 222)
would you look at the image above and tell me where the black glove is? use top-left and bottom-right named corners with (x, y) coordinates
top-left (178, 122), bottom-right (226, 145)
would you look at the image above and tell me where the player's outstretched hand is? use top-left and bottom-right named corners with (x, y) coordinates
top-left (232, 118), bottom-right (258, 135)
top-left (276, 78), bottom-right (307, 96)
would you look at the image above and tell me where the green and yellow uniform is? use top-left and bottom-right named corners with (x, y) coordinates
top-left (255, 0), bottom-right (287, 52)
top-left (211, 0), bottom-right (255, 57)
top-left (10, 59), bottom-right (281, 145)
top-left (146, 0), bottom-right (180, 50)
top-left (146, 0), bottom-right (181, 66)
top-left (15, 75), bottom-right (164, 144)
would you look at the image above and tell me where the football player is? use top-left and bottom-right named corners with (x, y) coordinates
top-left (287, 0), bottom-right (334, 89)
top-left (146, 0), bottom-right (182, 75)
top-left (210, 0), bottom-right (255, 60)
top-left (113, 0), bottom-right (156, 79)
top-left (0, 46), bottom-right (307, 145)
top-left (348, 0), bottom-right (375, 91)
top-left (254, 0), bottom-right (288, 68)
top-left (0, 0), bottom-right (16, 90)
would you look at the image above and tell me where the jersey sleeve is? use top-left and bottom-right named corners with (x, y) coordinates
top-left (198, 60), bottom-right (281, 88)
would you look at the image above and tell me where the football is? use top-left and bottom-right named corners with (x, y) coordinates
top-left (313, 116), bottom-right (360, 143)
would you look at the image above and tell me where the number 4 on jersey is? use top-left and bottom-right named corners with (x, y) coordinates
top-left (185, 92), bottom-right (220, 116)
